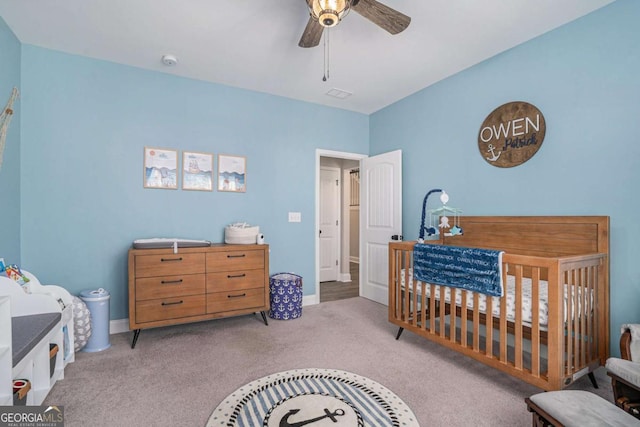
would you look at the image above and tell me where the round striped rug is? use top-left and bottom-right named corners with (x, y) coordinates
top-left (207, 368), bottom-right (418, 427)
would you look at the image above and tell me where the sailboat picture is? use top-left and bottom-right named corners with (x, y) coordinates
top-left (182, 151), bottom-right (213, 191)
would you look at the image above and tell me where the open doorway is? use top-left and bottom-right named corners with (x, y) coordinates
top-left (315, 149), bottom-right (402, 306)
top-left (315, 149), bottom-right (367, 303)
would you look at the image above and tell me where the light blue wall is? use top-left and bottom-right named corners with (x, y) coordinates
top-left (19, 47), bottom-right (369, 319)
top-left (0, 17), bottom-right (21, 264)
top-left (370, 0), bottom-right (640, 355)
top-left (6, 1), bottom-right (638, 355)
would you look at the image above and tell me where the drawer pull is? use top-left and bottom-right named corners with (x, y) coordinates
top-left (160, 257), bottom-right (183, 262)
top-left (161, 279), bottom-right (183, 284)
top-left (227, 254), bottom-right (246, 258)
top-left (228, 293), bottom-right (246, 299)
top-left (161, 300), bottom-right (184, 306)
top-left (227, 273), bottom-right (246, 279)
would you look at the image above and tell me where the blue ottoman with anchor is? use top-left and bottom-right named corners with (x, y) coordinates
top-left (268, 273), bottom-right (303, 320)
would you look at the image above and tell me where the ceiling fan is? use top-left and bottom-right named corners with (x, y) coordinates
top-left (299, 0), bottom-right (411, 48)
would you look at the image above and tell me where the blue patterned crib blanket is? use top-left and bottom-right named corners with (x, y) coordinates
top-left (413, 244), bottom-right (505, 297)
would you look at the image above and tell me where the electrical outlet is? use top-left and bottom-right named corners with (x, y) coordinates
top-left (288, 212), bottom-right (301, 222)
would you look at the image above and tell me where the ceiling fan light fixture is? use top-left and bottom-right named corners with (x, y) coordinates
top-left (311, 0), bottom-right (351, 28)
top-left (318, 9), bottom-right (339, 27)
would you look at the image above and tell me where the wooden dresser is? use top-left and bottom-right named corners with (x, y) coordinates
top-left (128, 244), bottom-right (269, 348)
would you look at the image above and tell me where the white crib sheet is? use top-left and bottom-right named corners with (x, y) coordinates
top-left (400, 269), bottom-right (589, 328)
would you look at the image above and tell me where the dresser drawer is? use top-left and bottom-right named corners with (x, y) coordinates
top-left (206, 269), bottom-right (264, 293)
top-left (206, 250), bottom-right (264, 272)
top-left (135, 253), bottom-right (205, 278)
top-left (206, 288), bottom-right (265, 313)
top-left (136, 274), bottom-right (205, 301)
top-left (136, 294), bottom-right (205, 323)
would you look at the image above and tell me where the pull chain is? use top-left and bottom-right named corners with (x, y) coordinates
top-left (323, 28), bottom-right (330, 81)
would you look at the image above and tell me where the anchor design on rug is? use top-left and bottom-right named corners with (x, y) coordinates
top-left (279, 408), bottom-right (346, 427)
top-left (485, 143), bottom-right (501, 161)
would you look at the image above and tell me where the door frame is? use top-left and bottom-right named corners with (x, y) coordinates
top-left (314, 149), bottom-right (368, 305)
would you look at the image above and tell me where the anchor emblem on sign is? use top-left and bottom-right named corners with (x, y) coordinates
top-left (486, 144), bottom-right (501, 162)
top-left (279, 408), bottom-right (345, 427)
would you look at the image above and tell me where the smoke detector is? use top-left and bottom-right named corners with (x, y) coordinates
top-left (161, 55), bottom-right (178, 66)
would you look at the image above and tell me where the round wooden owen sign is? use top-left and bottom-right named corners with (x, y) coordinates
top-left (477, 101), bottom-right (546, 168)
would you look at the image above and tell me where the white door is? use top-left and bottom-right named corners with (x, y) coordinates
top-left (360, 150), bottom-right (402, 305)
top-left (319, 167), bottom-right (341, 282)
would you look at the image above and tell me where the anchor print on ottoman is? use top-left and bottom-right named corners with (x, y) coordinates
top-left (268, 273), bottom-right (303, 320)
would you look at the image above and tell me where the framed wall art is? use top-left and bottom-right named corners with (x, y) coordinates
top-left (182, 151), bottom-right (214, 191)
top-left (217, 154), bottom-right (246, 192)
top-left (143, 147), bottom-right (178, 189)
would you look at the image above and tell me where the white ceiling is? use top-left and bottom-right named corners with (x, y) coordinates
top-left (0, 0), bottom-right (615, 114)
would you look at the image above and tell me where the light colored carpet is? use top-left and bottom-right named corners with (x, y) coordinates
top-left (44, 297), bottom-right (613, 426)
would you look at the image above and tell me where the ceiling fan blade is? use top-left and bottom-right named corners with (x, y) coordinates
top-left (299, 16), bottom-right (324, 48)
top-left (351, 0), bottom-right (411, 35)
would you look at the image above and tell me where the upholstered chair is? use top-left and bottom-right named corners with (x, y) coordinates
top-left (606, 324), bottom-right (640, 418)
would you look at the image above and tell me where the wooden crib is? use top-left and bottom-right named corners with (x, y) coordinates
top-left (389, 216), bottom-right (609, 391)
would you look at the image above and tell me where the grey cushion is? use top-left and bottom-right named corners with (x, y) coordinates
top-left (12, 313), bottom-right (61, 367)
top-left (529, 390), bottom-right (640, 426)
top-left (607, 357), bottom-right (640, 388)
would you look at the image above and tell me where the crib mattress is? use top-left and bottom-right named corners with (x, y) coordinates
top-left (400, 270), bottom-right (588, 328)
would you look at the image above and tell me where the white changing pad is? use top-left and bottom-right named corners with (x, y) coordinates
top-left (132, 238), bottom-right (211, 249)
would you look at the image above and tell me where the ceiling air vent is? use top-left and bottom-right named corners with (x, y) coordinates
top-left (326, 88), bottom-right (352, 100)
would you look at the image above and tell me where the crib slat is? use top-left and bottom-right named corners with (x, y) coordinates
top-left (399, 248), bottom-right (408, 324)
top-left (574, 268), bottom-right (585, 367)
top-left (439, 286), bottom-right (446, 338)
top-left (473, 293), bottom-right (480, 352)
top-left (547, 262), bottom-right (563, 389)
top-left (594, 264), bottom-right (604, 363)
top-left (567, 270), bottom-right (575, 377)
top-left (404, 254), bottom-right (411, 323)
top-left (500, 279), bottom-right (508, 363)
top-left (485, 292), bottom-right (493, 357)
top-left (450, 288), bottom-right (457, 343)
top-left (420, 281), bottom-right (427, 331)
top-left (579, 267), bottom-right (587, 368)
top-left (531, 268), bottom-right (540, 378)
top-left (397, 248), bottom-right (403, 321)
top-left (573, 269), bottom-right (580, 375)
top-left (587, 266), bottom-right (595, 361)
top-left (412, 274), bottom-right (418, 328)
top-left (395, 250), bottom-right (400, 321)
top-left (429, 283), bottom-right (436, 333)
top-left (461, 291), bottom-right (468, 348)
top-left (390, 249), bottom-right (396, 320)
top-left (514, 265), bottom-right (523, 370)
top-left (393, 249), bottom-right (399, 320)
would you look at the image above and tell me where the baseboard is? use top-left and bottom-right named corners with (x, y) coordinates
top-left (110, 318), bottom-right (129, 335)
top-left (339, 273), bottom-right (352, 282)
top-left (303, 294), bottom-right (319, 306)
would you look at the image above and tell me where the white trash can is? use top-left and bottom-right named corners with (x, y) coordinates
top-left (79, 288), bottom-right (111, 352)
